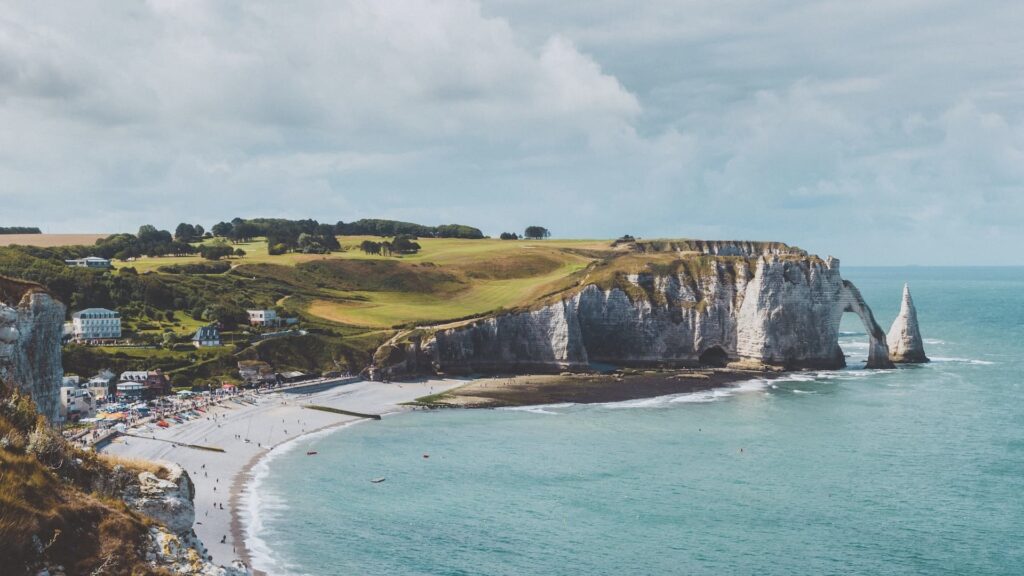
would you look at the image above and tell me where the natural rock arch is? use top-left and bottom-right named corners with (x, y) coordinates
top-left (836, 281), bottom-right (894, 369)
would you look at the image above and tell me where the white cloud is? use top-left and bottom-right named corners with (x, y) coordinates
top-left (1, 0), bottom-right (1023, 264)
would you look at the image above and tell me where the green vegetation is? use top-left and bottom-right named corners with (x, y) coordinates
top-left (0, 382), bottom-right (166, 574)
top-left (524, 226), bottom-right (551, 239)
top-left (0, 227), bottom-right (41, 234)
top-left (336, 219), bottom-right (483, 239)
top-left (1, 220), bottom-right (805, 385)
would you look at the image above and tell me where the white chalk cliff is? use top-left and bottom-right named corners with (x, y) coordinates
top-left (887, 283), bottom-right (928, 363)
top-left (379, 242), bottom-right (898, 375)
top-left (0, 277), bottom-right (65, 420)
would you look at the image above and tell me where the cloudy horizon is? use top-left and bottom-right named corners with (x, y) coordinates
top-left (2, 1), bottom-right (1022, 265)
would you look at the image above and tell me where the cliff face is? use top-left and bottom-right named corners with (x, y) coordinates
top-left (123, 463), bottom-right (247, 575)
top-left (396, 249), bottom-right (894, 375)
top-left (0, 277), bottom-right (64, 421)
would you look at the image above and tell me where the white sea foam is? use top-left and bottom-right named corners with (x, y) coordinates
top-left (791, 389), bottom-right (817, 394)
top-left (243, 419), bottom-right (369, 576)
top-left (498, 403), bottom-right (575, 415)
top-left (923, 339), bottom-right (947, 345)
top-left (930, 357), bottom-right (995, 366)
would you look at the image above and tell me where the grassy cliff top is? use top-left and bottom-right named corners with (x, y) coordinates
top-left (111, 236), bottom-right (815, 330)
top-left (0, 275), bottom-right (49, 307)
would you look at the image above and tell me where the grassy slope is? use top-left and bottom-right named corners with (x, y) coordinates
top-left (124, 237), bottom-right (610, 328)
top-left (54, 235), bottom-right (801, 379)
top-left (0, 385), bottom-right (169, 575)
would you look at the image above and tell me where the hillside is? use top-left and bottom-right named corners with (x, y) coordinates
top-left (0, 383), bottom-right (233, 574)
top-left (1, 234), bottom-right (818, 384)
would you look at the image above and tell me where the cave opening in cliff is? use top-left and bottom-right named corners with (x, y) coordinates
top-left (699, 346), bottom-right (730, 368)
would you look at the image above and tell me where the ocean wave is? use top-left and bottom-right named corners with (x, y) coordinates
top-left (498, 403), bottom-right (575, 415)
top-left (923, 339), bottom-right (946, 345)
top-left (839, 331), bottom-right (866, 337)
top-left (930, 357), bottom-right (995, 366)
top-left (243, 419), bottom-right (370, 576)
top-left (791, 389), bottom-right (817, 394)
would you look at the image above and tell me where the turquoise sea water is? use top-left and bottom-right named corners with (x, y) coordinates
top-left (247, 268), bottom-right (1024, 575)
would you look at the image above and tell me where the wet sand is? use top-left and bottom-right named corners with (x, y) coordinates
top-left (414, 369), bottom-right (777, 408)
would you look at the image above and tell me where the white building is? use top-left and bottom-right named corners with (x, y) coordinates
top-left (193, 324), bottom-right (222, 347)
top-left (60, 380), bottom-right (96, 422)
top-left (119, 371), bottom-right (149, 382)
top-left (71, 308), bottom-right (121, 341)
top-left (247, 309), bottom-right (278, 327)
top-left (65, 256), bottom-right (112, 269)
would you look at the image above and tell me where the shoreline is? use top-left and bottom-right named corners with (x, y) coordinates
top-left (410, 368), bottom-right (780, 408)
top-left (230, 415), bottom-right (373, 575)
top-left (103, 369), bottom-right (779, 573)
top-left (99, 378), bottom-right (470, 572)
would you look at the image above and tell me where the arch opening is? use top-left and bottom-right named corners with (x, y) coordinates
top-left (698, 346), bottom-right (730, 368)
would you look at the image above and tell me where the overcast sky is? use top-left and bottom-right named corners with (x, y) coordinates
top-left (2, 1), bottom-right (1022, 264)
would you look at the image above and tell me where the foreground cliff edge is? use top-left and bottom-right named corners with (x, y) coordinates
top-left (0, 277), bottom-right (245, 575)
top-left (372, 240), bottom-right (918, 378)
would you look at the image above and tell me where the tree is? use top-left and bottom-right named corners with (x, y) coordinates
top-left (524, 226), bottom-right (550, 239)
top-left (391, 235), bottom-right (421, 254)
top-left (199, 244), bottom-right (234, 261)
top-left (234, 248), bottom-right (246, 258)
top-left (211, 221), bottom-right (233, 237)
top-left (499, 232), bottom-right (518, 240)
top-left (174, 223), bottom-right (197, 241)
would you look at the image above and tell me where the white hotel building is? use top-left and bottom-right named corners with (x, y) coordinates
top-left (71, 308), bottom-right (121, 341)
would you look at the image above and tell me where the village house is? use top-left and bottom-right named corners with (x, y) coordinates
top-left (247, 309), bottom-right (279, 327)
top-left (64, 256), bottom-right (112, 269)
top-left (59, 376), bottom-right (96, 423)
top-left (118, 369), bottom-right (170, 399)
top-left (192, 324), bottom-right (222, 347)
top-left (71, 308), bottom-right (121, 341)
top-left (238, 360), bottom-right (275, 385)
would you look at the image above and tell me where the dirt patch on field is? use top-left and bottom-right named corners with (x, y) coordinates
top-left (1, 234), bottom-right (107, 247)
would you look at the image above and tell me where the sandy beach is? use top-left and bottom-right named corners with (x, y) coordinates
top-left (100, 378), bottom-right (468, 572)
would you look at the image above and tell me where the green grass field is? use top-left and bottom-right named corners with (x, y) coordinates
top-left (120, 236), bottom-right (614, 328)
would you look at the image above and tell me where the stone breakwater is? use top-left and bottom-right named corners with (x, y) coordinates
top-left (0, 276), bottom-right (64, 421)
top-left (378, 252), bottom-right (898, 376)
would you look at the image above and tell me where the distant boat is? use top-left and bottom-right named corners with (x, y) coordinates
top-left (371, 477), bottom-right (386, 483)
top-left (306, 451), bottom-right (318, 455)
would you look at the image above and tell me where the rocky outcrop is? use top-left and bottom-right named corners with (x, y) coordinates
top-left (381, 247), bottom-right (896, 376)
top-left (123, 463), bottom-right (248, 575)
top-left (0, 276), bottom-right (64, 421)
top-left (887, 283), bottom-right (928, 363)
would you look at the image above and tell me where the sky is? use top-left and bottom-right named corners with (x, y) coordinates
top-left (2, 1), bottom-right (1023, 265)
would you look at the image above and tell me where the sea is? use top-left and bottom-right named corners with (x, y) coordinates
top-left (244, 267), bottom-right (1024, 575)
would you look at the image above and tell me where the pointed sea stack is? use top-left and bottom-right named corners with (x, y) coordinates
top-left (887, 283), bottom-right (928, 363)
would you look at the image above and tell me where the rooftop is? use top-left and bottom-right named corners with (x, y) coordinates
top-left (72, 308), bottom-right (119, 317)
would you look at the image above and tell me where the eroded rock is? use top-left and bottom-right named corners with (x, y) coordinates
top-left (383, 247), bottom-right (897, 375)
top-left (887, 283), bottom-right (928, 363)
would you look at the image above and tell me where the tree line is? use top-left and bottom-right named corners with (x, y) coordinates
top-left (336, 219), bottom-right (483, 239)
top-left (0, 227), bottom-right (41, 234)
top-left (500, 226), bottom-right (550, 240)
top-left (358, 235), bottom-right (422, 256)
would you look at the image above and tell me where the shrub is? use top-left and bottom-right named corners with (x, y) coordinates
top-left (157, 262), bottom-right (231, 275)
